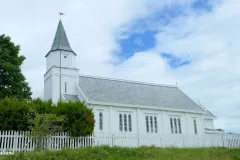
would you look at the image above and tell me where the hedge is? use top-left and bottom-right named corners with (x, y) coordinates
top-left (0, 97), bottom-right (95, 137)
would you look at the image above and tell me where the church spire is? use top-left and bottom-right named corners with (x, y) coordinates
top-left (50, 20), bottom-right (73, 52)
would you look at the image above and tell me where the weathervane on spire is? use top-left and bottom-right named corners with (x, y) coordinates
top-left (59, 12), bottom-right (65, 20)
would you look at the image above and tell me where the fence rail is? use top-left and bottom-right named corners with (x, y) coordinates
top-left (0, 131), bottom-right (240, 153)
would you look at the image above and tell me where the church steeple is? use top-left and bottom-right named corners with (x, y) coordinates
top-left (50, 20), bottom-right (75, 53)
top-left (44, 19), bottom-right (79, 103)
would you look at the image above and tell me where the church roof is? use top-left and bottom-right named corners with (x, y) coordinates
top-left (47, 20), bottom-right (76, 55)
top-left (78, 75), bottom-right (213, 115)
top-left (203, 110), bottom-right (215, 117)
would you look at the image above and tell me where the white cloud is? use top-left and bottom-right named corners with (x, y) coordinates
top-left (1, 0), bottom-right (240, 132)
top-left (151, 0), bottom-right (240, 132)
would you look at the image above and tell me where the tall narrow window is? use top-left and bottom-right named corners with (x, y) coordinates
top-left (146, 116), bottom-right (149, 133)
top-left (174, 118), bottom-right (178, 134)
top-left (150, 116), bottom-right (153, 133)
top-left (128, 114), bottom-right (132, 132)
top-left (170, 117), bottom-right (182, 134)
top-left (119, 113), bottom-right (132, 132)
top-left (124, 114), bottom-right (127, 132)
top-left (64, 82), bottom-right (67, 93)
top-left (119, 114), bottom-right (123, 131)
top-left (99, 112), bottom-right (103, 131)
top-left (170, 118), bottom-right (173, 133)
top-left (178, 118), bottom-right (181, 134)
top-left (154, 116), bottom-right (158, 133)
top-left (193, 119), bottom-right (197, 134)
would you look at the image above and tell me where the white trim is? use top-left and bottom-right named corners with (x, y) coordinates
top-left (89, 101), bottom-right (205, 114)
top-left (161, 110), bottom-right (164, 133)
top-left (61, 93), bottom-right (65, 101)
top-left (44, 65), bottom-right (79, 76)
top-left (136, 108), bottom-right (140, 135)
top-left (109, 106), bottom-right (112, 133)
top-left (185, 113), bottom-right (188, 134)
top-left (203, 116), bottom-right (216, 120)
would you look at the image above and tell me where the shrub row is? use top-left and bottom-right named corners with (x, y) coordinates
top-left (0, 97), bottom-right (95, 136)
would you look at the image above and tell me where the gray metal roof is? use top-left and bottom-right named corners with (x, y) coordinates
top-left (50, 20), bottom-right (73, 52)
top-left (63, 94), bottom-right (79, 101)
top-left (203, 110), bottom-right (215, 117)
top-left (78, 75), bottom-right (210, 113)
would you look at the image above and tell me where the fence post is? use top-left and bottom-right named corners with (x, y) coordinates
top-left (12, 131), bottom-right (17, 153)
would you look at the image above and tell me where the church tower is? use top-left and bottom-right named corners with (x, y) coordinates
top-left (44, 20), bottom-right (79, 103)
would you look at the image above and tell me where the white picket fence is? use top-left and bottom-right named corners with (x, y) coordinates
top-left (0, 131), bottom-right (240, 153)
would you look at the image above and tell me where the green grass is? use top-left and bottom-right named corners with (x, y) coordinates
top-left (0, 146), bottom-right (240, 160)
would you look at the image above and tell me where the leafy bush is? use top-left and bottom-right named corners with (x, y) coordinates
top-left (0, 97), bottom-right (95, 136)
top-left (0, 97), bottom-right (33, 130)
top-left (55, 101), bottom-right (95, 137)
top-left (29, 113), bottom-right (65, 150)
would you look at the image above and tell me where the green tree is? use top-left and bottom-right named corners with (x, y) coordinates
top-left (0, 34), bottom-right (32, 100)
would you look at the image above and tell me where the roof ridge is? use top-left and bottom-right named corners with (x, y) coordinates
top-left (79, 74), bottom-right (176, 88)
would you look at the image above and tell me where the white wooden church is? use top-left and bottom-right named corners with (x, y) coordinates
top-left (44, 20), bottom-right (220, 136)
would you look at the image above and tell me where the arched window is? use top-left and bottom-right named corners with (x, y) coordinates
top-left (99, 112), bottom-right (103, 131)
top-left (128, 114), bottom-right (132, 132)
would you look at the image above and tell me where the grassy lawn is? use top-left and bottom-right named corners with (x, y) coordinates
top-left (0, 146), bottom-right (240, 160)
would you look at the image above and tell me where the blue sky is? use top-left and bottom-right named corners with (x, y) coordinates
top-left (117, 0), bottom-right (214, 69)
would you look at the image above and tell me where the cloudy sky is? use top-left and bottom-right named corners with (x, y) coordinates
top-left (1, 0), bottom-right (239, 133)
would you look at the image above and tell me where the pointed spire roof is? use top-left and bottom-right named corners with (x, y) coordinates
top-left (48, 20), bottom-right (76, 55)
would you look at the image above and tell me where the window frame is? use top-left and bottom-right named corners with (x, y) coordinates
top-left (119, 112), bottom-right (132, 132)
top-left (146, 116), bottom-right (149, 133)
top-left (169, 116), bottom-right (182, 134)
top-left (119, 114), bottom-right (123, 131)
top-left (150, 116), bottom-right (154, 133)
top-left (170, 117), bottom-right (174, 134)
top-left (145, 114), bottom-right (158, 134)
top-left (154, 116), bottom-right (158, 133)
top-left (128, 114), bottom-right (132, 132)
top-left (178, 118), bottom-right (181, 134)
top-left (193, 119), bottom-right (198, 134)
top-left (99, 112), bottom-right (103, 131)
top-left (124, 114), bottom-right (127, 132)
